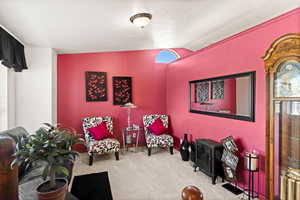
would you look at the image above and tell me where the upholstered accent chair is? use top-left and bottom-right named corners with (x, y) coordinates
top-left (143, 114), bottom-right (174, 156)
top-left (82, 116), bottom-right (120, 165)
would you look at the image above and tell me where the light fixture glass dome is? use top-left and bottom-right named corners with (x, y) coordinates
top-left (130, 13), bottom-right (152, 28)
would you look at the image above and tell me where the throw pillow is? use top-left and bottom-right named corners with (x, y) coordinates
top-left (88, 122), bottom-right (110, 140)
top-left (148, 118), bottom-right (168, 136)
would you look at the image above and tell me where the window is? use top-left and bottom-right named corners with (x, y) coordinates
top-left (155, 49), bottom-right (179, 63)
top-left (0, 65), bottom-right (8, 131)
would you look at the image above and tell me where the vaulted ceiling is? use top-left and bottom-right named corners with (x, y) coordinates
top-left (0, 0), bottom-right (299, 54)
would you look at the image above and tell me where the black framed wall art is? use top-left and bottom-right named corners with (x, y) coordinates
top-left (195, 82), bottom-right (209, 103)
top-left (85, 71), bottom-right (107, 102)
top-left (112, 76), bottom-right (132, 105)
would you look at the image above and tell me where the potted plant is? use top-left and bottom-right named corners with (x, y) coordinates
top-left (12, 123), bottom-right (82, 200)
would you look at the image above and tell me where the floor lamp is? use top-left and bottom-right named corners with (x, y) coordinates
top-left (121, 102), bottom-right (137, 128)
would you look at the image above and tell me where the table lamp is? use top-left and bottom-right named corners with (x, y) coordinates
top-left (121, 102), bottom-right (137, 128)
top-left (244, 150), bottom-right (259, 171)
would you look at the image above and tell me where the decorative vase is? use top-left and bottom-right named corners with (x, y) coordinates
top-left (37, 178), bottom-right (68, 200)
top-left (182, 185), bottom-right (203, 200)
top-left (180, 134), bottom-right (190, 161)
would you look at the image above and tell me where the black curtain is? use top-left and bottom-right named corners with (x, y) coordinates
top-left (0, 27), bottom-right (27, 72)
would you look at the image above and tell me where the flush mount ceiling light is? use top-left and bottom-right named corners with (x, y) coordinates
top-left (130, 13), bottom-right (152, 28)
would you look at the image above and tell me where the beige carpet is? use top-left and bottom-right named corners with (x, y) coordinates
top-left (72, 148), bottom-right (245, 200)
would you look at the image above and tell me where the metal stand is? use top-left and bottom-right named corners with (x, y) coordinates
top-left (244, 169), bottom-right (259, 199)
top-left (122, 127), bottom-right (140, 153)
top-left (127, 107), bottom-right (131, 128)
top-left (243, 153), bottom-right (259, 200)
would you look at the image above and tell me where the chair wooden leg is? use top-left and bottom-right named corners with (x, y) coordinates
top-left (148, 147), bottom-right (151, 156)
top-left (170, 146), bottom-right (174, 155)
top-left (115, 152), bottom-right (119, 161)
top-left (89, 152), bottom-right (94, 166)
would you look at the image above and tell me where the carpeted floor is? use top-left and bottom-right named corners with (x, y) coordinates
top-left (72, 148), bottom-right (245, 200)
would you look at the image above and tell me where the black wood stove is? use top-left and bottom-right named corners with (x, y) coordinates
top-left (194, 138), bottom-right (225, 184)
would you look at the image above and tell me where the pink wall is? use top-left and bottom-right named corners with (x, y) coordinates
top-left (58, 50), bottom-right (168, 150)
top-left (57, 48), bottom-right (189, 151)
top-left (166, 7), bottom-right (300, 199)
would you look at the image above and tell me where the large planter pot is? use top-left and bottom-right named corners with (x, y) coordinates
top-left (37, 178), bottom-right (68, 200)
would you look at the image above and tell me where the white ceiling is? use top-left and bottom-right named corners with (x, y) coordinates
top-left (0, 0), bottom-right (299, 54)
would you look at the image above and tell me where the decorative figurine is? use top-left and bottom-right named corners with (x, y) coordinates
top-left (181, 185), bottom-right (203, 200)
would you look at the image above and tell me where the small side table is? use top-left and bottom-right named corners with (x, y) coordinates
top-left (122, 127), bottom-right (141, 153)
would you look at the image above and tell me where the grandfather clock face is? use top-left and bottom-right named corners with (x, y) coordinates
top-left (274, 60), bottom-right (300, 97)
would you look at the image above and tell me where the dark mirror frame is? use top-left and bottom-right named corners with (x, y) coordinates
top-left (189, 71), bottom-right (256, 122)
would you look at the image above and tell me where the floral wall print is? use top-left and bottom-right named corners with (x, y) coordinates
top-left (85, 71), bottom-right (107, 102)
top-left (113, 77), bottom-right (132, 105)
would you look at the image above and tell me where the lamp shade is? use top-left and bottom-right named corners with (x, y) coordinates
top-left (244, 152), bottom-right (259, 171)
top-left (121, 102), bottom-right (136, 108)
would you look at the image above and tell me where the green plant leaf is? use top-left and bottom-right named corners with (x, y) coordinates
top-left (42, 123), bottom-right (54, 129)
top-left (14, 123), bottom-right (81, 181)
top-left (56, 166), bottom-right (69, 176)
top-left (10, 158), bottom-right (22, 168)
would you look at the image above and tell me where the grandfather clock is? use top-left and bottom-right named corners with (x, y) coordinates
top-left (263, 33), bottom-right (300, 200)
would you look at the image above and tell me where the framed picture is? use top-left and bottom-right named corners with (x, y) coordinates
top-left (221, 149), bottom-right (239, 170)
top-left (85, 72), bottom-right (107, 102)
top-left (221, 136), bottom-right (238, 153)
top-left (195, 81), bottom-right (209, 103)
top-left (113, 77), bottom-right (132, 105)
top-left (222, 163), bottom-right (237, 182)
top-left (211, 80), bottom-right (224, 99)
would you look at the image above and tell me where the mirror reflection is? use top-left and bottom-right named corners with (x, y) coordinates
top-left (189, 71), bottom-right (255, 121)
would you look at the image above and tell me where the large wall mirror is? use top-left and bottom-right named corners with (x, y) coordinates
top-left (189, 71), bottom-right (255, 122)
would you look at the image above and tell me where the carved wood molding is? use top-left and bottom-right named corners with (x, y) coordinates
top-left (262, 33), bottom-right (300, 73)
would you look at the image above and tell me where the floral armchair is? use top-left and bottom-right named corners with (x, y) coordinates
top-left (82, 116), bottom-right (120, 165)
top-left (143, 114), bottom-right (174, 156)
